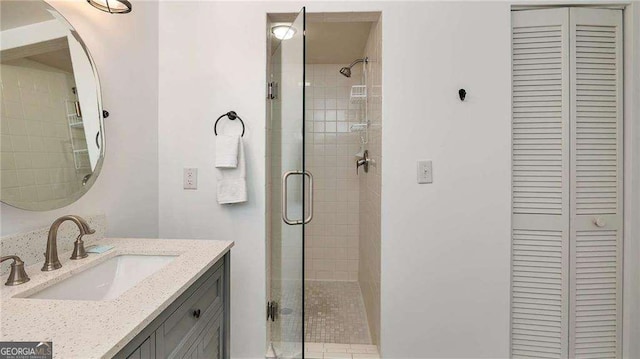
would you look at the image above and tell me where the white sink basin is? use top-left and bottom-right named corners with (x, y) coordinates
top-left (28, 255), bottom-right (177, 301)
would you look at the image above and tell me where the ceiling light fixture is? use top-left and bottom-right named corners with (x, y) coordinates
top-left (87, 0), bottom-right (132, 14)
top-left (272, 25), bottom-right (296, 40)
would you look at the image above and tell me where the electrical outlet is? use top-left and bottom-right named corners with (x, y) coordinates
top-left (183, 168), bottom-right (198, 189)
top-left (417, 160), bottom-right (433, 184)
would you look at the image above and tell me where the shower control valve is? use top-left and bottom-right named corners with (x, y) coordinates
top-left (356, 150), bottom-right (370, 174)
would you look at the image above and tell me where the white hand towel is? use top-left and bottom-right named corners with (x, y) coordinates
top-left (215, 134), bottom-right (240, 168)
top-left (217, 138), bottom-right (247, 204)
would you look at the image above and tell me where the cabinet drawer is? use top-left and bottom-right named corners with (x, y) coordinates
top-left (158, 262), bottom-right (224, 358)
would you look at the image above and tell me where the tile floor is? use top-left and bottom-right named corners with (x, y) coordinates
top-left (271, 281), bottom-right (377, 357)
top-left (305, 342), bottom-right (380, 359)
top-left (270, 342), bottom-right (380, 359)
top-left (305, 281), bottom-right (371, 344)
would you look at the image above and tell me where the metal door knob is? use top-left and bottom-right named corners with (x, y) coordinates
top-left (593, 218), bottom-right (606, 227)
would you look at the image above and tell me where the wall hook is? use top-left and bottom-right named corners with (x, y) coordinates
top-left (458, 89), bottom-right (466, 101)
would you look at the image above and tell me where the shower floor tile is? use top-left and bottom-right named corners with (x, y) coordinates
top-left (305, 281), bottom-right (372, 344)
top-left (271, 280), bottom-right (372, 346)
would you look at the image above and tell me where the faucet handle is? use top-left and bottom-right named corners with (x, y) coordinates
top-left (0, 255), bottom-right (30, 286)
top-left (71, 234), bottom-right (89, 260)
top-left (71, 216), bottom-right (93, 260)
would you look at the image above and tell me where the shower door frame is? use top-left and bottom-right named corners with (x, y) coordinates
top-left (266, 7), bottom-right (308, 358)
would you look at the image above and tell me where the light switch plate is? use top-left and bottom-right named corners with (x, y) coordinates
top-left (183, 168), bottom-right (198, 189)
top-left (417, 160), bottom-right (433, 184)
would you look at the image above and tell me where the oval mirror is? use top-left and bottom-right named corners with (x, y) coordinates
top-left (0, 0), bottom-right (105, 211)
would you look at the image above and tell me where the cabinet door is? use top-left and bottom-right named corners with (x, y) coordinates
top-left (183, 342), bottom-right (198, 359)
top-left (177, 309), bottom-right (224, 359)
top-left (126, 347), bottom-right (141, 359)
top-left (198, 311), bottom-right (223, 359)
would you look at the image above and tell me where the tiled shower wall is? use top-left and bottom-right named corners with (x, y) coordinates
top-left (358, 19), bottom-right (382, 345)
top-left (0, 60), bottom-right (88, 209)
top-left (304, 64), bottom-right (363, 281)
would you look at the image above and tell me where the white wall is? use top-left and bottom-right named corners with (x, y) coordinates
top-left (158, 1), bottom-right (513, 358)
top-left (157, 3), bottom-right (268, 358)
top-left (0, 0), bottom-right (159, 238)
top-left (381, 2), bottom-right (512, 357)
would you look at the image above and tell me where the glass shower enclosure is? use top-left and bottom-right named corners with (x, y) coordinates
top-left (267, 7), bottom-right (308, 359)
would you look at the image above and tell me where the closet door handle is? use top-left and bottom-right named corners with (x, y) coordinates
top-left (593, 217), bottom-right (606, 228)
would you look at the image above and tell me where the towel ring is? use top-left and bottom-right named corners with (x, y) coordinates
top-left (214, 111), bottom-right (245, 137)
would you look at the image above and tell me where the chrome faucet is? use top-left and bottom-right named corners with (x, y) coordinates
top-left (42, 215), bottom-right (95, 271)
top-left (0, 255), bottom-right (30, 286)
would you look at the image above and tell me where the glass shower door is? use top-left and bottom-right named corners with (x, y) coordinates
top-left (268, 7), bottom-right (307, 358)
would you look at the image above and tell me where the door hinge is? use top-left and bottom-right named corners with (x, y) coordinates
top-left (268, 82), bottom-right (278, 100)
top-left (74, 101), bottom-right (82, 118)
top-left (267, 300), bottom-right (278, 322)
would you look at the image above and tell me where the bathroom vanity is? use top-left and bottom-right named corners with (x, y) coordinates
top-left (0, 238), bottom-right (233, 359)
top-left (114, 252), bottom-right (229, 359)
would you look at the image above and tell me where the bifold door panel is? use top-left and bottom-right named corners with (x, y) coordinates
top-left (511, 7), bottom-right (623, 359)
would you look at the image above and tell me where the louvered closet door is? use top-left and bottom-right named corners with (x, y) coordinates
top-left (511, 9), bottom-right (570, 359)
top-left (569, 8), bottom-right (623, 359)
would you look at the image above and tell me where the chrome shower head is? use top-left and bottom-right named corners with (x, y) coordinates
top-left (339, 67), bottom-right (352, 77)
top-left (338, 57), bottom-right (368, 78)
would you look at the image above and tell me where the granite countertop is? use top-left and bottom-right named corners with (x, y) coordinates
top-left (0, 238), bottom-right (233, 359)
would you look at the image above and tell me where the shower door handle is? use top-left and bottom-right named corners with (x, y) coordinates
top-left (282, 170), bottom-right (314, 225)
top-left (303, 171), bottom-right (313, 224)
top-left (282, 171), bottom-right (302, 225)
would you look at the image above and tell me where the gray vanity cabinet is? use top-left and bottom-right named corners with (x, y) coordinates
top-left (117, 253), bottom-right (230, 359)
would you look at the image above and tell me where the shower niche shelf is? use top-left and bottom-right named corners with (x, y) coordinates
top-left (350, 85), bottom-right (367, 104)
top-left (350, 123), bottom-right (368, 132)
